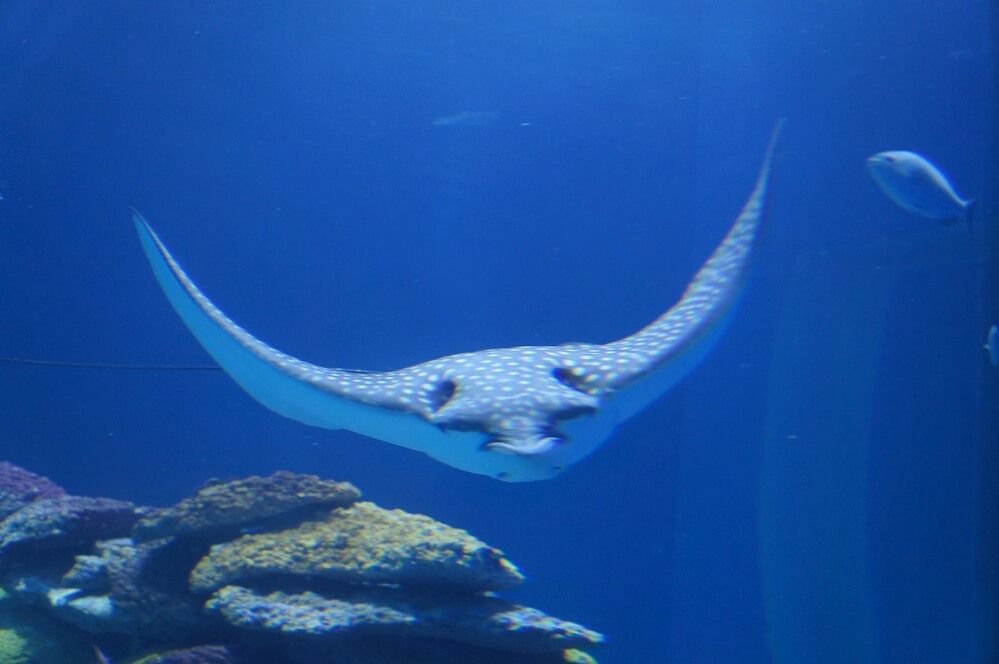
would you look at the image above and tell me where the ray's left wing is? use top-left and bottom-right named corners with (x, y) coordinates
top-left (556, 122), bottom-right (782, 418)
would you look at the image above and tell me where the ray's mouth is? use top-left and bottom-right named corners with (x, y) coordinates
top-left (480, 400), bottom-right (598, 456)
top-left (484, 434), bottom-right (563, 456)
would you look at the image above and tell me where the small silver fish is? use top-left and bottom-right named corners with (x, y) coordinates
top-left (866, 150), bottom-right (973, 227)
top-left (985, 325), bottom-right (998, 367)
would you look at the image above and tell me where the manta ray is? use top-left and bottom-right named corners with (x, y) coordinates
top-left (134, 124), bottom-right (780, 482)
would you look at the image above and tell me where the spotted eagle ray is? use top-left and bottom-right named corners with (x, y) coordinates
top-left (134, 123), bottom-right (781, 482)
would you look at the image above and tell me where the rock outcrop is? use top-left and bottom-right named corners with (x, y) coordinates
top-left (190, 501), bottom-right (524, 593)
top-left (0, 462), bottom-right (66, 521)
top-left (133, 471), bottom-right (360, 543)
top-left (205, 584), bottom-right (601, 653)
top-left (132, 644), bottom-right (242, 664)
top-left (0, 496), bottom-right (139, 567)
top-left (0, 462), bottom-right (602, 663)
top-left (0, 588), bottom-right (92, 664)
top-left (35, 537), bottom-right (203, 639)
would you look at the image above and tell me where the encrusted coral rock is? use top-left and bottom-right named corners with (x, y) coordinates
top-left (563, 648), bottom-right (600, 663)
top-left (189, 501), bottom-right (523, 593)
top-left (285, 639), bottom-right (579, 664)
top-left (132, 644), bottom-right (241, 664)
top-left (0, 466), bottom-right (602, 663)
top-left (205, 585), bottom-right (603, 654)
top-left (61, 555), bottom-right (109, 591)
top-left (133, 471), bottom-right (360, 543)
top-left (90, 537), bottom-right (203, 638)
top-left (8, 538), bottom-right (204, 640)
top-left (0, 589), bottom-right (93, 664)
top-left (0, 497), bottom-right (138, 566)
top-left (0, 462), bottom-right (65, 521)
top-left (53, 538), bottom-right (203, 639)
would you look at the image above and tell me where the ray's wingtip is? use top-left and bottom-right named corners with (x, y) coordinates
top-left (130, 208), bottom-right (169, 262)
top-left (746, 119), bottom-right (785, 196)
top-left (129, 209), bottom-right (163, 249)
top-left (129, 207), bottom-right (149, 229)
top-left (766, 118), bottom-right (785, 160)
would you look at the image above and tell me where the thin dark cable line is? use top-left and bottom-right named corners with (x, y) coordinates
top-left (0, 356), bottom-right (221, 371)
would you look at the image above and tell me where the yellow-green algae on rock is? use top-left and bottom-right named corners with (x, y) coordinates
top-left (0, 589), bottom-right (92, 664)
top-left (564, 647), bottom-right (599, 663)
top-left (189, 501), bottom-right (524, 593)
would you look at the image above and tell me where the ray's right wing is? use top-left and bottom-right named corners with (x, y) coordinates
top-left (132, 213), bottom-right (438, 446)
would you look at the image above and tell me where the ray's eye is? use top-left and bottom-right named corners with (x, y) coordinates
top-left (551, 367), bottom-right (591, 393)
top-left (426, 380), bottom-right (457, 412)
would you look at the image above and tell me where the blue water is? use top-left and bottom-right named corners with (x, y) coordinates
top-left (0, 2), bottom-right (993, 662)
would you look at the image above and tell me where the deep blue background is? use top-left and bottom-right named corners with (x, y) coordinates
top-left (0, 2), bottom-right (992, 662)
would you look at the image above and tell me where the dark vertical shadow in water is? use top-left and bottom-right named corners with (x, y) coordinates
top-left (978, 5), bottom-right (999, 661)
top-left (760, 247), bottom-right (885, 664)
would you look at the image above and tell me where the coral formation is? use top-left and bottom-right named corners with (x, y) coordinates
top-left (564, 648), bottom-right (600, 664)
top-left (133, 471), bottom-right (360, 542)
top-left (206, 584), bottom-right (601, 653)
top-left (61, 554), bottom-right (109, 590)
top-left (131, 644), bottom-right (241, 664)
top-left (0, 496), bottom-right (138, 566)
top-left (0, 462), bottom-right (65, 520)
top-left (190, 501), bottom-right (524, 593)
top-left (24, 537), bottom-right (204, 639)
top-left (0, 464), bottom-right (601, 663)
top-left (0, 589), bottom-right (92, 664)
